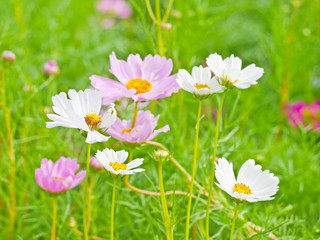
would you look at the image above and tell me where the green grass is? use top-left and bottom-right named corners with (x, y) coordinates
top-left (0, 0), bottom-right (320, 239)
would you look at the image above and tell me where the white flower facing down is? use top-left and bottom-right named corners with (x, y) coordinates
top-left (96, 148), bottom-right (145, 175)
top-left (176, 66), bottom-right (225, 99)
top-left (46, 89), bottom-right (117, 144)
top-left (215, 158), bottom-right (279, 202)
top-left (206, 53), bottom-right (264, 89)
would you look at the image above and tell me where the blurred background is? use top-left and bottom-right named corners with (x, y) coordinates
top-left (0, 0), bottom-right (319, 239)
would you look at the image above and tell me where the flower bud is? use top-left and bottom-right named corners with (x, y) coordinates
top-left (1, 50), bottom-right (16, 62)
top-left (90, 156), bottom-right (104, 170)
top-left (43, 60), bottom-right (60, 76)
top-left (154, 149), bottom-right (169, 162)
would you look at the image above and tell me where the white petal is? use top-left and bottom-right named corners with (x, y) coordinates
top-left (86, 131), bottom-right (110, 144)
top-left (115, 150), bottom-right (128, 163)
top-left (206, 53), bottom-right (225, 77)
top-left (215, 157), bottom-right (236, 193)
top-left (100, 104), bottom-right (117, 128)
top-left (176, 69), bottom-right (195, 93)
top-left (127, 158), bottom-right (144, 170)
top-left (224, 54), bottom-right (242, 72)
top-left (238, 64), bottom-right (264, 84)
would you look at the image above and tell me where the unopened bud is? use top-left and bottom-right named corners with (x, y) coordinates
top-left (43, 60), bottom-right (60, 76)
top-left (69, 217), bottom-right (76, 227)
top-left (1, 50), bottom-right (16, 62)
top-left (154, 149), bottom-right (169, 162)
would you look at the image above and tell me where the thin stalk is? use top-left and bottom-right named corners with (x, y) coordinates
top-left (145, 0), bottom-right (157, 22)
top-left (157, 161), bottom-right (171, 240)
top-left (162, 0), bottom-right (174, 23)
top-left (87, 174), bottom-right (97, 231)
top-left (51, 197), bottom-right (57, 240)
top-left (155, 0), bottom-right (165, 55)
top-left (230, 203), bottom-right (240, 240)
top-left (83, 143), bottom-right (91, 240)
top-left (185, 100), bottom-right (202, 240)
top-left (131, 102), bottom-right (139, 129)
top-left (110, 178), bottom-right (117, 240)
top-left (205, 91), bottom-right (227, 240)
top-left (1, 66), bottom-right (16, 239)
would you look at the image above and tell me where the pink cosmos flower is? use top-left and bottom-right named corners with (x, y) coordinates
top-left (284, 100), bottom-right (320, 131)
top-left (90, 156), bottom-right (104, 170)
top-left (106, 110), bottom-right (170, 143)
top-left (43, 60), bottom-right (60, 76)
top-left (90, 52), bottom-right (180, 105)
top-left (95, 0), bottom-right (132, 19)
top-left (35, 157), bottom-right (86, 194)
top-left (1, 50), bottom-right (16, 62)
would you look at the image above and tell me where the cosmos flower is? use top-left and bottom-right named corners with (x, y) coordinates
top-left (176, 65), bottom-right (225, 99)
top-left (283, 100), bottom-right (320, 131)
top-left (96, 148), bottom-right (145, 175)
top-left (106, 110), bottom-right (170, 143)
top-left (1, 50), bottom-right (16, 62)
top-left (46, 89), bottom-right (117, 144)
top-left (43, 60), bottom-right (60, 76)
top-left (95, 0), bottom-right (132, 19)
top-left (215, 158), bottom-right (279, 202)
top-left (206, 53), bottom-right (264, 89)
top-left (90, 156), bottom-right (104, 170)
top-left (35, 157), bottom-right (86, 193)
top-left (90, 52), bottom-right (180, 105)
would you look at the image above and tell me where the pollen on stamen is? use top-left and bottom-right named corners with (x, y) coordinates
top-left (126, 78), bottom-right (152, 94)
top-left (54, 176), bottom-right (65, 181)
top-left (122, 128), bottom-right (132, 134)
top-left (85, 113), bottom-right (102, 130)
top-left (195, 83), bottom-right (210, 90)
top-left (233, 183), bottom-right (252, 195)
top-left (110, 162), bottom-right (127, 171)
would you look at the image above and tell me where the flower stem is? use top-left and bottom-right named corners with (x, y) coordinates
top-left (51, 196), bottom-right (57, 240)
top-left (230, 203), bottom-right (240, 240)
top-left (205, 91), bottom-right (227, 240)
top-left (155, 0), bottom-right (165, 56)
top-left (131, 102), bottom-right (139, 129)
top-left (185, 100), bottom-right (202, 240)
top-left (83, 143), bottom-right (91, 240)
top-left (162, 0), bottom-right (174, 23)
top-left (145, 0), bottom-right (157, 22)
top-left (157, 161), bottom-right (171, 240)
top-left (110, 178), bottom-right (117, 240)
top-left (1, 65), bottom-right (16, 239)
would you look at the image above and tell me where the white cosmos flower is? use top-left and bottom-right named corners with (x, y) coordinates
top-left (176, 66), bottom-right (225, 99)
top-left (206, 53), bottom-right (264, 89)
top-left (46, 89), bottom-right (117, 144)
top-left (96, 148), bottom-right (145, 175)
top-left (215, 158), bottom-right (279, 202)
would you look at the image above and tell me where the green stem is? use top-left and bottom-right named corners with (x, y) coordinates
top-left (1, 65), bottom-right (16, 239)
top-left (111, 178), bottom-right (117, 240)
top-left (162, 0), bottom-right (174, 23)
top-left (155, 0), bottom-right (165, 56)
top-left (158, 161), bottom-right (171, 240)
top-left (83, 143), bottom-right (91, 240)
top-left (205, 91), bottom-right (227, 240)
top-left (131, 102), bottom-right (139, 129)
top-left (185, 100), bottom-right (202, 240)
top-left (51, 197), bottom-right (57, 240)
top-left (145, 0), bottom-right (157, 22)
top-left (230, 203), bottom-right (240, 240)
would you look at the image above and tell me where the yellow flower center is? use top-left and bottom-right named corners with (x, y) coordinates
top-left (85, 113), bottom-right (102, 130)
top-left (233, 183), bottom-right (252, 195)
top-left (54, 176), bottom-right (65, 181)
top-left (195, 84), bottom-right (210, 90)
top-left (110, 162), bottom-right (127, 171)
top-left (122, 128), bottom-right (132, 134)
top-left (126, 78), bottom-right (152, 94)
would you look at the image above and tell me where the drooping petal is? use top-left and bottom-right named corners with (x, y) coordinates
top-left (86, 130), bottom-right (110, 144)
top-left (215, 157), bottom-right (236, 195)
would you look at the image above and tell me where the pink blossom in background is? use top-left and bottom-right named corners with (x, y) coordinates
top-left (96, 0), bottom-right (132, 19)
top-left (90, 156), bottom-right (104, 170)
top-left (90, 52), bottom-right (180, 105)
top-left (35, 157), bottom-right (86, 193)
top-left (106, 110), bottom-right (170, 143)
top-left (43, 60), bottom-right (60, 76)
top-left (1, 50), bottom-right (16, 62)
top-left (101, 18), bottom-right (116, 29)
top-left (284, 100), bottom-right (320, 131)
